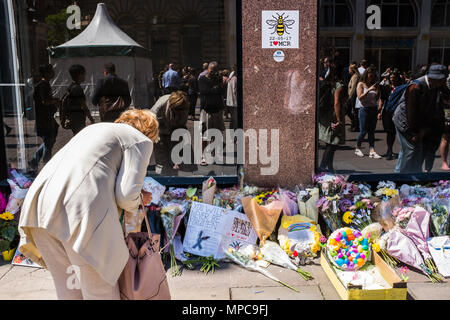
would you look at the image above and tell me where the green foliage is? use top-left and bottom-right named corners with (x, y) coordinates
top-left (45, 9), bottom-right (83, 47)
top-left (0, 216), bottom-right (19, 252)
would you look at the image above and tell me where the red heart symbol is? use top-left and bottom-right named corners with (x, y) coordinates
top-left (273, 41), bottom-right (278, 46)
top-left (232, 233), bottom-right (234, 236)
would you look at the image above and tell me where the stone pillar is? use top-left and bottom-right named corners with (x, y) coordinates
top-left (416, 0), bottom-right (432, 67)
top-left (242, 0), bottom-right (317, 188)
top-left (352, 0), bottom-right (366, 62)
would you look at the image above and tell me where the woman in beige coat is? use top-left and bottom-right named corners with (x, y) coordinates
top-left (18, 109), bottom-right (159, 300)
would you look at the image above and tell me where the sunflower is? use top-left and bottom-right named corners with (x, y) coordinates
top-left (0, 212), bottom-right (14, 221)
top-left (372, 242), bottom-right (381, 252)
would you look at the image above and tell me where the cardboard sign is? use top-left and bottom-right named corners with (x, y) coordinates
top-left (262, 10), bottom-right (299, 49)
top-left (183, 202), bottom-right (258, 259)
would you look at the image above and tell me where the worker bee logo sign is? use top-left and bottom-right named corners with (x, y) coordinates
top-left (262, 10), bottom-right (299, 49)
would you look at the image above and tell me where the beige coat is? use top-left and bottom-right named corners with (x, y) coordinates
top-left (19, 123), bottom-right (153, 286)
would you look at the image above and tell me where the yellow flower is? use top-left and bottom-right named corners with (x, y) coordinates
top-left (372, 242), bottom-right (381, 252)
top-left (0, 212), bottom-right (14, 221)
top-left (311, 243), bottom-right (321, 253)
top-left (191, 196), bottom-right (199, 202)
top-left (309, 225), bottom-right (316, 233)
top-left (343, 211), bottom-right (353, 224)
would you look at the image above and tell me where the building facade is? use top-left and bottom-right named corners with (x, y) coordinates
top-left (319, 0), bottom-right (450, 73)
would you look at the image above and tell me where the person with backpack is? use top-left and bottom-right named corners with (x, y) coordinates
top-left (29, 64), bottom-right (60, 171)
top-left (379, 69), bottom-right (404, 160)
top-left (64, 64), bottom-right (95, 136)
top-left (393, 64), bottom-right (450, 173)
top-left (92, 63), bottom-right (131, 122)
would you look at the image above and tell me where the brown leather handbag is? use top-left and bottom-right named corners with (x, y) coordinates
top-left (118, 205), bottom-right (171, 300)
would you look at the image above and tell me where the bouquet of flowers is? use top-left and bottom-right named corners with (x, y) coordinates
top-left (375, 181), bottom-right (399, 200)
top-left (0, 211), bottom-right (20, 256)
top-left (426, 200), bottom-right (450, 236)
top-left (254, 189), bottom-right (278, 205)
top-left (313, 173), bottom-right (346, 196)
top-left (316, 194), bottom-right (342, 232)
top-left (278, 188), bottom-right (299, 216)
top-left (297, 187), bottom-right (319, 223)
top-left (342, 199), bottom-right (374, 230)
top-left (160, 201), bottom-right (189, 276)
top-left (354, 183), bottom-right (373, 201)
top-left (392, 206), bottom-right (415, 229)
top-left (224, 246), bottom-right (299, 292)
top-left (260, 241), bottom-right (313, 280)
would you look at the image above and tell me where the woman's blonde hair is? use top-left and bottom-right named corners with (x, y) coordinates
top-left (349, 63), bottom-right (359, 75)
top-left (115, 108), bottom-right (159, 143)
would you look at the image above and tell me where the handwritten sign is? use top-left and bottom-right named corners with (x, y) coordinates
top-left (183, 202), bottom-right (258, 259)
top-left (262, 10), bottom-right (299, 49)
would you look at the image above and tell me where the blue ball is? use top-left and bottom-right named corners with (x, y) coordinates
top-left (335, 258), bottom-right (344, 266)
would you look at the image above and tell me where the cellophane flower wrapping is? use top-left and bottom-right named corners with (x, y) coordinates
top-left (160, 200), bottom-right (189, 252)
top-left (386, 228), bottom-right (427, 272)
top-left (426, 199), bottom-right (450, 236)
top-left (297, 188), bottom-right (319, 223)
top-left (400, 207), bottom-right (433, 261)
top-left (278, 188), bottom-right (299, 216)
top-left (316, 195), bottom-right (342, 232)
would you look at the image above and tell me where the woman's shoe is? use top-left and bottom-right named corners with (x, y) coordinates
top-left (369, 151), bottom-right (382, 159)
top-left (355, 149), bottom-right (364, 157)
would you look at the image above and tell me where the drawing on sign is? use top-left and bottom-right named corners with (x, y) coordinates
top-left (266, 13), bottom-right (295, 36)
top-left (231, 217), bottom-right (252, 237)
top-left (192, 230), bottom-right (210, 250)
top-left (262, 10), bottom-right (299, 49)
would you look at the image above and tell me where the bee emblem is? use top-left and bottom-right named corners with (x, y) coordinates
top-left (266, 13), bottom-right (295, 36)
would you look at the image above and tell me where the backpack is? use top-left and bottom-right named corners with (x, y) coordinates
top-left (392, 80), bottom-right (422, 134)
top-left (385, 80), bottom-right (420, 114)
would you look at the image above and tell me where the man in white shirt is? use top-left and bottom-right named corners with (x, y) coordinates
top-left (358, 59), bottom-right (368, 76)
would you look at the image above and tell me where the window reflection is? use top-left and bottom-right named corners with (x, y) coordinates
top-left (1, 0), bottom-right (238, 179)
top-left (318, 0), bottom-right (450, 176)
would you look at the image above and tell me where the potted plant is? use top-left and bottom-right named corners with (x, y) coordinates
top-left (0, 212), bottom-right (20, 261)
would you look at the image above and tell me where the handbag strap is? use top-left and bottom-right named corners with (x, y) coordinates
top-left (121, 194), bottom-right (154, 239)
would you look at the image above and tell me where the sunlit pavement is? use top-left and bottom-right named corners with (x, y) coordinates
top-left (1, 257), bottom-right (449, 300)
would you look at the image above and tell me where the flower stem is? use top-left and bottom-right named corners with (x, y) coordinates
top-left (296, 268), bottom-right (314, 280)
top-left (278, 280), bottom-right (299, 292)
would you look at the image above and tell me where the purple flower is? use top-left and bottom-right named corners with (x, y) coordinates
top-left (339, 199), bottom-right (353, 212)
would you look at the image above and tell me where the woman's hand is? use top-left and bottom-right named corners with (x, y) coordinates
top-left (331, 122), bottom-right (340, 131)
top-left (141, 191), bottom-right (153, 206)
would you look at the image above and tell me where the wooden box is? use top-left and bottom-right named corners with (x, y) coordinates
top-left (320, 250), bottom-right (407, 300)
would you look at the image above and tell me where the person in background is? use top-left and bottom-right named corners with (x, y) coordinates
top-left (318, 65), bottom-right (347, 172)
top-left (394, 64), bottom-right (450, 173)
top-left (162, 63), bottom-right (181, 94)
top-left (347, 62), bottom-right (360, 132)
top-left (67, 64), bottom-right (95, 136)
top-left (319, 56), bottom-right (331, 81)
top-left (220, 69), bottom-right (231, 118)
top-left (92, 63), bottom-right (131, 122)
top-left (198, 61), bottom-right (225, 166)
top-left (358, 59), bottom-right (368, 77)
top-left (226, 66), bottom-right (238, 130)
top-left (198, 62), bottom-right (209, 80)
top-left (355, 66), bottom-right (382, 159)
top-left (151, 91), bottom-right (190, 173)
top-left (187, 67), bottom-right (198, 120)
top-left (19, 109), bottom-right (159, 300)
top-left (379, 69), bottom-right (404, 160)
top-left (29, 64), bottom-right (60, 171)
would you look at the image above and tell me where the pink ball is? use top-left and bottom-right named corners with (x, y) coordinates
top-left (361, 254), bottom-right (366, 259)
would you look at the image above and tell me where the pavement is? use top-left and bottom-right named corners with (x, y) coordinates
top-left (1, 255), bottom-right (449, 300)
top-left (318, 121), bottom-right (447, 174)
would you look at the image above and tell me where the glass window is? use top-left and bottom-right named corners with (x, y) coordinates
top-left (319, 0), bottom-right (353, 28)
top-left (432, 0), bottom-right (450, 27)
top-left (368, 0), bottom-right (417, 28)
top-left (318, 1), bottom-right (449, 180)
top-left (0, 0), bottom-right (239, 182)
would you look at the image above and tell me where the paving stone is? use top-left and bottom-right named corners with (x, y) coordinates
top-left (170, 287), bottom-right (230, 300)
top-left (407, 282), bottom-right (450, 300)
top-left (230, 285), bottom-right (324, 300)
top-left (318, 283), bottom-right (341, 300)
